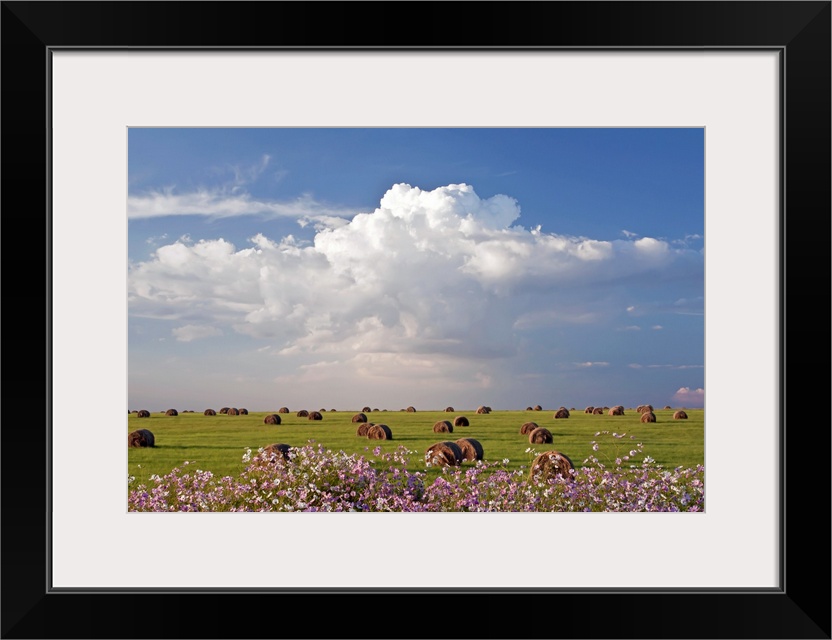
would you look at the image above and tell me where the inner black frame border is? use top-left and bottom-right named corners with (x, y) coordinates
top-left (2, 2), bottom-right (829, 638)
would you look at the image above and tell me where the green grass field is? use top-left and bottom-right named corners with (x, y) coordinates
top-left (127, 408), bottom-right (704, 486)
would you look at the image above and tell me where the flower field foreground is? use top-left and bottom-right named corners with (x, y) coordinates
top-left (127, 432), bottom-right (704, 512)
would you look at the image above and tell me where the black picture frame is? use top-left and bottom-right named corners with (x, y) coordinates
top-left (2, 2), bottom-right (829, 638)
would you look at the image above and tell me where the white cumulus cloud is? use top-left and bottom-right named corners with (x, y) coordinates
top-left (673, 386), bottom-right (705, 406)
top-left (130, 183), bottom-right (703, 363)
top-left (172, 324), bottom-right (223, 342)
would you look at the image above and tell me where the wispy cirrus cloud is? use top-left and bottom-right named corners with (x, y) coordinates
top-left (128, 188), bottom-right (356, 221)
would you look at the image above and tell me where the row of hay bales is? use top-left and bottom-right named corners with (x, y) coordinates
top-left (252, 437), bottom-right (570, 483)
top-left (132, 404), bottom-right (691, 416)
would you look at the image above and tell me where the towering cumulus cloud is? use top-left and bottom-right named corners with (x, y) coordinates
top-left (129, 183), bottom-right (702, 371)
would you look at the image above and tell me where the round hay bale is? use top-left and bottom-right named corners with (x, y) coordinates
top-left (455, 438), bottom-right (484, 462)
top-left (372, 408), bottom-right (380, 412)
top-left (137, 409), bottom-right (150, 418)
top-left (525, 406), bottom-right (533, 411)
top-left (425, 441), bottom-right (463, 466)
top-left (664, 405), bottom-right (672, 410)
top-left (528, 427), bottom-right (554, 444)
top-left (367, 424), bottom-right (392, 440)
top-left (362, 406), bottom-right (372, 413)
top-left (529, 450), bottom-right (575, 483)
top-left (453, 416), bottom-right (469, 427)
top-left (351, 412), bottom-right (368, 423)
top-left (673, 410), bottom-right (689, 420)
top-left (433, 420), bottom-right (453, 434)
top-left (308, 411), bottom-right (323, 420)
top-left (204, 409), bottom-right (216, 416)
top-left (296, 410), bottom-right (309, 417)
top-left (238, 408), bottom-right (248, 415)
top-left (592, 407), bottom-right (604, 415)
top-left (219, 407), bottom-right (230, 414)
top-left (476, 406), bottom-right (490, 414)
top-left (533, 405), bottom-right (542, 411)
top-left (330, 409), bottom-right (337, 412)
top-left (585, 406), bottom-right (594, 414)
top-left (227, 407), bottom-right (239, 416)
top-left (320, 409), bottom-right (327, 412)
top-left (277, 407), bottom-right (290, 413)
top-left (264, 414), bottom-right (281, 425)
top-left (520, 421), bottom-right (539, 435)
top-left (165, 409), bottom-right (178, 416)
top-left (262, 443), bottom-right (291, 462)
top-left (128, 429), bottom-right (155, 448)
top-left (406, 406), bottom-right (416, 412)
top-left (608, 406), bottom-right (624, 416)
top-left (356, 423), bottom-right (371, 437)
top-left (637, 404), bottom-right (654, 414)
top-left (553, 408), bottom-right (570, 419)
top-left (444, 406), bottom-right (454, 412)
top-left (640, 411), bottom-right (657, 423)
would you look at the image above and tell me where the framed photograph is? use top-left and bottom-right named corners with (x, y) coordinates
top-left (3, 2), bottom-right (829, 638)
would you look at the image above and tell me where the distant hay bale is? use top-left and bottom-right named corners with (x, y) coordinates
top-left (330, 409), bottom-right (337, 412)
top-left (352, 413), bottom-right (368, 423)
top-left (204, 409), bottom-right (216, 416)
top-left (239, 408), bottom-right (249, 415)
top-left (227, 408), bottom-right (239, 416)
top-left (372, 408), bottom-right (380, 412)
top-left (261, 443), bottom-right (291, 462)
top-left (673, 410), bottom-right (689, 420)
top-left (529, 450), bottom-right (575, 483)
top-left (608, 406), bottom-right (624, 416)
top-left (425, 441), bottom-right (463, 466)
top-left (554, 408), bottom-right (570, 419)
top-left (592, 407), bottom-right (604, 415)
top-left (476, 406), bottom-right (490, 414)
top-left (277, 407), bottom-right (290, 414)
top-left (637, 405), bottom-right (654, 414)
top-left (520, 421), bottom-right (539, 435)
top-left (362, 406), bottom-right (372, 413)
top-left (128, 429), bottom-right (155, 448)
top-left (664, 405), bottom-right (672, 410)
top-left (308, 411), bottom-right (323, 420)
top-left (406, 406), bottom-right (416, 412)
top-left (165, 409), bottom-right (178, 416)
top-left (455, 438), bottom-right (484, 462)
top-left (320, 408), bottom-right (327, 412)
top-left (219, 407), bottom-right (230, 414)
top-left (525, 406), bottom-right (533, 411)
top-left (585, 406), bottom-right (594, 414)
top-left (137, 410), bottom-right (150, 418)
top-left (529, 427), bottom-right (554, 444)
top-left (296, 410), bottom-right (309, 417)
top-left (533, 405), bottom-right (542, 411)
top-left (433, 420), bottom-right (453, 434)
top-left (444, 406), bottom-right (454, 412)
top-left (453, 416), bottom-right (469, 427)
top-left (356, 423), bottom-right (371, 437)
top-left (264, 414), bottom-right (281, 425)
top-left (640, 411), bottom-right (657, 423)
top-left (367, 424), bottom-right (392, 440)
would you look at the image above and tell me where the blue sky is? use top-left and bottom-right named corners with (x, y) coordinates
top-left (127, 128), bottom-right (704, 412)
